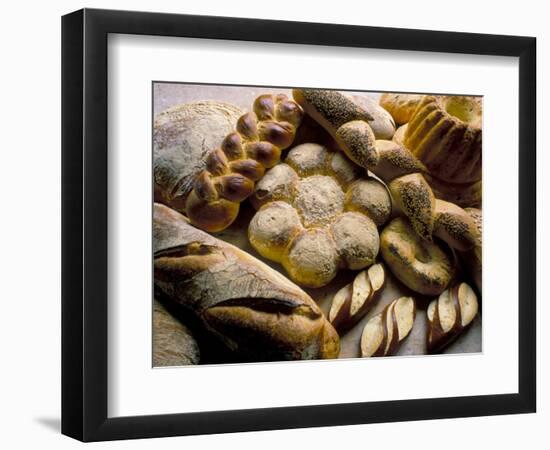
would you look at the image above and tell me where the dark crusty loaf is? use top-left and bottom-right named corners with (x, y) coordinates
top-left (153, 203), bottom-right (339, 361)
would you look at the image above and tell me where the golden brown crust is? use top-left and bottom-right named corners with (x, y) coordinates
top-left (379, 93), bottom-right (425, 125)
top-left (380, 217), bottom-right (455, 296)
top-left (248, 144), bottom-right (389, 287)
top-left (404, 95), bottom-right (482, 184)
top-left (433, 200), bottom-right (480, 252)
top-left (153, 101), bottom-right (243, 210)
top-left (185, 94), bottom-right (303, 232)
top-left (153, 203), bottom-right (339, 360)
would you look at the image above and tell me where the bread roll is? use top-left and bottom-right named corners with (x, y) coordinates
top-left (380, 217), bottom-right (455, 296)
top-left (153, 203), bottom-right (339, 361)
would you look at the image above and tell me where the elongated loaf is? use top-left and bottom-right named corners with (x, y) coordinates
top-left (153, 203), bottom-right (339, 361)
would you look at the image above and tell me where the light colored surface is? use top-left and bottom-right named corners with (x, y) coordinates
top-left (1, 1), bottom-right (547, 449)
top-left (154, 83), bottom-right (482, 359)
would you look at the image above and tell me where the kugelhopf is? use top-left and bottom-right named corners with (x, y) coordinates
top-left (404, 95), bottom-right (482, 184)
top-left (153, 203), bottom-right (339, 361)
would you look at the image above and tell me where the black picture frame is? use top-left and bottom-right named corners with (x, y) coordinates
top-left (62, 8), bottom-right (536, 442)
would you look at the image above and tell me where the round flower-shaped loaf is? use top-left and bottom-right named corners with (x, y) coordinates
top-left (249, 143), bottom-right (392, 288)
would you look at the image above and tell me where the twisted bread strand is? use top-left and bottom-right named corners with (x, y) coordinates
top-left (186, 94), bottom-right (303, 232)
top-left (292, 89), bottom-right (479, 251)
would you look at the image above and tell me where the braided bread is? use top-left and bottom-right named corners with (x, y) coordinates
top-left (427, 282), bottom-right (479, 353)
top-left (185, 94), bottom-right (303, 232)
top-left (248, 143), bottom-right (392, 288)
top-left (293, 89), bottom-right (480, 250)
top-left (360, 296), bottom-right (416, 357)
top-left (154, 101), bottom-right (243, 211)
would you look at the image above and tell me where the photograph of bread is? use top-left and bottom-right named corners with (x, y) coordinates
top-left (152, 83), bottom-right (482, 366)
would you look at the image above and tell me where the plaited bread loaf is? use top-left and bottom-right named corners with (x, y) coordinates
top-left (154, 101), bottom-right (243, 211)
top-left (185, 94), bottom-right (303, 232)
top-left (293, 88), bottom-right (480, 249)
top-left (249, 143), bottom-right (392, 288)
top-left (427, 282), bottom-right (479, 353)
top-left (360, 296), bottom-right (416, 357)
top-left (153, 299), bottom-right (200, 366)
top-left (153, 203), bottom-right (339, 361)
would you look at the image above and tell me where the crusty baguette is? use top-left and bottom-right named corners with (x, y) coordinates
top-left (153, 203), bottom-right (339, 361)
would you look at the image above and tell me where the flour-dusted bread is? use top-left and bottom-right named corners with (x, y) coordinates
top-left (153, 203), bottom-right (339, 361)
top-left (153, 299), bottom-right (200, 366)
top-left (154, 101), bottom-right (243, 212)
top-left (249, 143), bottom-right (391, 288)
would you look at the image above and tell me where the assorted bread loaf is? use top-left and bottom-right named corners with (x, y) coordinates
top-left (152, 87), bottom-right (483, 364)
top-left (154, 203), bottom-right (339, 361)
top-left (191, 94), bottom-right (305, 232)
top-left (293, 89), bottom-right (481, 242)
top-left (249, 143), bottom-right (391, 287)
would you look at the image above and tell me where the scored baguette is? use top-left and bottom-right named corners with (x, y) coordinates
top-left (153, 203), bottom-right (339, 361)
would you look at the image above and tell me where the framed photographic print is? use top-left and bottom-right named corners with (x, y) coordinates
top-left (62, 8), bottom-right (536, 442)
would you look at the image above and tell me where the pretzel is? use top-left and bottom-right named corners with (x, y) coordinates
top-left (185, 94), bottom-right (303, 232)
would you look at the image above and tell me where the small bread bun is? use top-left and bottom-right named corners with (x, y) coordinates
top-left (380, 217), bottom-right (455, 295)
